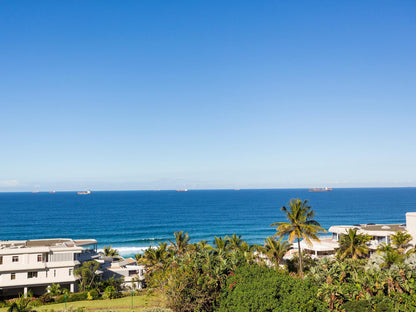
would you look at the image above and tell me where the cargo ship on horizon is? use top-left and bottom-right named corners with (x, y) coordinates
top-left (309, 187), bottom-right (333, 192)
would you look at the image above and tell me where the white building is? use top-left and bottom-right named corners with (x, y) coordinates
top-left (329, 223), bottom-right (406, 250)
top-left (296, 212), bottom-right (416, 258)
top-left (0, 238), bottom-right (97, 298)
top-left (97, 256), bottom-right (145, 290)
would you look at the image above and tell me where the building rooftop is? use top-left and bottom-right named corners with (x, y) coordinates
top-left (329, 223), bottom-right (406, 236)
top-left (0, 238), bottom-right (97, 250)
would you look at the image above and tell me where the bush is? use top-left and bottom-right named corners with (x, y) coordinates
top-left (54, 292), bottom-right (88, 303)
top-left (87, 289), bottom-right (100, 300)
top-left (68, 292), bottom-right (88, 302)
top-left (38, 293), bottom-right (53, 304)
top-left (103, 286), bottom-right (118, 299)
top-left (141, 308), bottom-right (173, 312)
top-left (217, 264), bottom-right (327, 312)
top-left (342, 300), bottom-right (371, 312)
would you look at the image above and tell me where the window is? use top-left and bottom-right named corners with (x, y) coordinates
top-left (11, 273), bottom-right (16, 280)
top-left (28, 272), bottom-right (38, 279)
top-left (12, 256), bottom-right (19, 262)
top-left (46, 270), bottom-right (48, 278)
top-left (37, 254), bottom-right (42, 262)
top-left (0, 256), bottom-right (2, 265)
top-left (54, 270), bottom-right (56, 277)
top-left (69, 269), bottom-right (73, 276)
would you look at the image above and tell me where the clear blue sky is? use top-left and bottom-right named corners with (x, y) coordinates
top-left (1, 1), bottom-right (415, 191)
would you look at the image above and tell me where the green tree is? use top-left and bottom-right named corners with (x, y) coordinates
top-left (337, 229), bottom-right (371, 260)
top-left (103, 245), bottom-right (119, 257)
top-left (390, 231), bottom-right (412, 254)
top-left (227, 234), bottom-right (245, 252)
top-left (168, 231), bottom-right (191, 256)
top-left (165, 250), bottom-right (233, 312)
top-left (261, 236), bottom-right (292, 268)
top-left (209, 236), bottom-right (230, 257)
top-left (75, 261), bottom-right (101, 291)
top-left (271, 198), bottom-right (325, 278)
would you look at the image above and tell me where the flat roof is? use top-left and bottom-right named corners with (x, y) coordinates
top-left (329, 223), bottom-right (406, 236)
top-left (0, 238), bottom-right (97, 250)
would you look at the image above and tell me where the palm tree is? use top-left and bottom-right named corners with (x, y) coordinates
top-left (209, 236), bottom-right (230, 256)
top-left (103, 245), bottom-right (119, 257)
top-left (390, 231), bottom-right (412, 254)
top-left (227, 234), bottom-right (245, 251)
top-left (337, 228), bottom-right (371, 260)
top-left (140, 242), bottom-right (171, 272)
top-left (271, 198), bottom-right (325, 278)
top-left (168, 231), bottom-right (191, 256)
top-left (261, 236), bottom-right (292, 268)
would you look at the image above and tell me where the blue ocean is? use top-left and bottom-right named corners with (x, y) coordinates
top-left (1, 188), bottom-right (416, 257)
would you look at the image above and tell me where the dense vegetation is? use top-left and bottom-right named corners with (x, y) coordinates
top-left (4, 198), bottom-right (416, 312)
top-left (136, 198), bottom-right (416, 312)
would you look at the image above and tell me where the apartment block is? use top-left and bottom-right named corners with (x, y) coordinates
top-left (0, 238), bottom-right (97, 298)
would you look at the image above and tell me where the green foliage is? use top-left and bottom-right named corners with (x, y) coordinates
top-left (260, 236), bottom-right (292, 268)
top-left (103, 245), bottom-right (119, 257)
top-left (286, 251), bottom-right (316, 274)
top-left (7, 295), bottom-right (32, 312)
top-left (164, 250), bottom-right (234, 312)
top-left (140, 308), bottom-right (173, 312)
top-left (103, 286), bottom-right (117, 299)
top-left (55, 292), bottom-right (88, 303)
top-left (168, 231), bottom-right (191, 256)
top-left (337, 228), bottom-right (371, 260)
top-left (46, 284), bottom-right (62, 297)
top-left (98, 276), bottom-right (123, 292)
top-left (38, 293), bottom-right (53, 304)
top-left (271, 198), bottom-right (325, 278)
top-left (342, 300), bottom-right (371, 312)
top-left (87, 289), bottom-right (100, 300)
top-left (74, 261), bottom-right (101, 291)
top-left (217, 264), bottom-right (327, 312)
top-left (390, 231), bottom-right (412, 253)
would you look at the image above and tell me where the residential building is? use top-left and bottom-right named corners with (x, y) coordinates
top-left (294, 212), bottom-right (416, 259)
top-left (0, 238), bottom-right (97, 299)
top-left (97, 256), bottom-right (145, 290)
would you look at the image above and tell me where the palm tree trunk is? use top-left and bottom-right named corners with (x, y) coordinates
top-left (298, 238), bottom-right (303, 279)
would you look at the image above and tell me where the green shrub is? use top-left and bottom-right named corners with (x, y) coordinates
top-left (55, 292), bottom-right (90, 303)
top-left (342, 300), bottom-right (371, 312)
top-left (87, 289), bottom-right (100, 300)
top-left (217, 264), bottom-right (327, 312)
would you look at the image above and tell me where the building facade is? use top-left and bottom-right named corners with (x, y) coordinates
top-left (0, 238), bottom-right (97, 298)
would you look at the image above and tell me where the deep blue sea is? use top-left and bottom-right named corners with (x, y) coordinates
top-left (1, 188), bottom-right (416, 257)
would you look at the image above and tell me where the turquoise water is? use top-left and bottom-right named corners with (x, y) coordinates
top-left (1, 188), bottom-right (415, 256)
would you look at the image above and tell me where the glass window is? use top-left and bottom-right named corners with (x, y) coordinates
top-left (37, 255), bottom-right (42, 262)
top-left (0, 256), bottom-right (2, 265)
top-left (11, 273), bottom-right (16, 280)
top-left (12, 256), bottom-right (19, 262)
top-left (28, 272), bottom-right (38, 278)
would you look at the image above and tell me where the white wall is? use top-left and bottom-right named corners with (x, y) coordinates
top-left (406, 212), bottom-right (416, 245)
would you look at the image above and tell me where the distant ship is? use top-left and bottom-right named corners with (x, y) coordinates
top-left (309, 187), bottom-right (332, 192)
top-left (49, 191), bottom-right (56, 194)
top-left (176, 189), bottom-right (188, 192)
top-left (77, 190), bottom-right (91, 195)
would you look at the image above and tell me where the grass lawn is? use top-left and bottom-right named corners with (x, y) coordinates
top-left (0, 292), bottom-right (168, 312)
